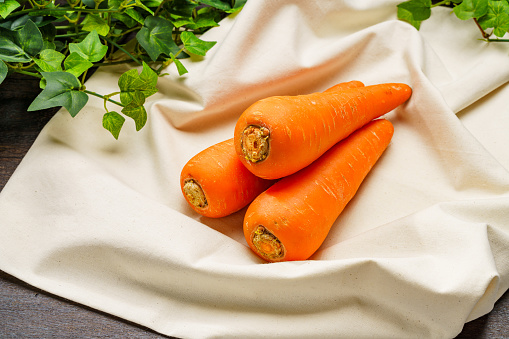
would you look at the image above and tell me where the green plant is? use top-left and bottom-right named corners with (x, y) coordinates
top-left (397, 0), bottom-right (509, 40)
top-left (0, 0), bottom-right (246, 139)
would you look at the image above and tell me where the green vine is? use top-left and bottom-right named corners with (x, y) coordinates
top-left (0, 0), bottom-right (247, 139)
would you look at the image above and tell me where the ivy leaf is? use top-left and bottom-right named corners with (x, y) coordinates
top-left (397, 5), bottom-right (423, 30)
top-left (170, 52), bottom-right (188, 75)
top-left (40, 24), bottom-right (57, 50)
top-left (68, 30), bottom-right (108, 62)
top-left (136, 16), bottom-right (179, 61)
top-left (134, 0), bottom-right (154, 15)
top-left (17, 19), bottom-right (44, 56)
top-left (0, 0), bottom-right (20, 19)
top-left (397, 0), bottom-right (431, 22)
top-left (117, 62), bottom-right (158, 131)
top-left (0, 35), bottom-right (31, 62)
top-left (199, 0), bottom-right (231, 11)
top-left (143, 0), bottom-right (163, 7)
top-left (181, 31), bottom-right (217, 56)
top-left (28, 71), bottom-right (88, 117)
top-left (167, 0), bottom-right (198, 18)
top-left (33, 49), bottom-right (65, 72)
top-left (0, 60), bottom-right (8, 84)
top-left (226, 0), bottom-right (247, 13)
top-left (111, 12), bottom-right (138, 28)
top-left (82, 14), bottom-right (110, 36)
top-left (125, 8), bottom-right (145, 24)
top-left (453, 0), bottom-right (489, 20)
top-left (185, 9), bottom-right (220, 30)
top-left (102, 111), bottom-right (125, 139)
top-left (118, 62), bottom-right (158, 104)
top-left (121, 105), bottom-right (147, 131)
top-left (64, 52), bottom-right (94, 78)
top-left (478, 0), bottom-right (509, 37)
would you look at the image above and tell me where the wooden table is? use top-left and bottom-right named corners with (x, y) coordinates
top-left (1, 74), bottom-right (508, 338)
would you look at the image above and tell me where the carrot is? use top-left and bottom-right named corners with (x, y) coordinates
top-left (323, 80), bottom-right (364, 92)
top-left (234, 82), bottom-right (411, 179)
top-left (243, 119), bottom-right (394, 262)
top-left (180, 139), bottom-right (274, 218)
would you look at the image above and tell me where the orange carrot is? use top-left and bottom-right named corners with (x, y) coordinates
top-left (243, 119), bottom-right (394, 262)
top-left (234, 82), bottom-right (411, 179)
top-left (180, 139), bottom-right (274, 218)
top-left (324, 80), bottom-right (364, 92)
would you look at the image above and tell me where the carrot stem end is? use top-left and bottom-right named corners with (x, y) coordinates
top-left (251, 225), bottom-right (285, 262)
top-left (241, 125), bottom-right (270, 163)
top-left (183, 179), bottom-right (208, 209)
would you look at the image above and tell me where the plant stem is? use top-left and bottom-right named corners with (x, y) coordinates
top-left (486, 39), bottom-right (509, 42)
top-left (473, 18), bottom-right (491, 39)
top-left (55, 31), bottom-right (89, 38)
top-left (13, 69), bottom-right (43, 78)
top-left (102, 36), bottom-right (143, 65)
top-left (94, 59), bottom-right (138, 66)
top-left (83, 89), bottom-right (124, 107)
top-left (7, 6), bottom-right (120, 18)
top-left (154, 0), bottom-right (169, 16)
top-left (431, 0), bottom-right (451, 7)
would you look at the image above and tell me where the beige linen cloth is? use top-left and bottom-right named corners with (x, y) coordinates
top-left (1, 1), bottom-right (509, 338)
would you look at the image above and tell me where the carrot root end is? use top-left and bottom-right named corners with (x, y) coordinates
top-left (183, 179), bottom-right (208, 209)
top-left (251, 225), bottom-right (285, 262)
top-left (241, 125), bottom-right (270, 163)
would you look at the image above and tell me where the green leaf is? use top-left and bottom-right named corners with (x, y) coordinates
top-left (28, 71), bottom-right (88, 117)
top-left (117, 62), bottom-right (157, 131)
top-left (181, 31), bottom-right (217, 56)
top-left (199, 0), bottom-right (231, 11)
top-left (17, 19), bottom-right (44, 56)
top-left (0, 60), bottom-right (7, 84)
top-left (40, 23), bottom-right (56, 44)
top-left (0, 0), bottom-right (20, 19)
top-left (453, 0), bottom-right (489, 20)
top-left (82, 14), bottom-right (110, 36)
top-left (135, 0), bottom-right (154, 15)
top-left (111, 12), bottom-right (138, 28)
top-left (226, 0), bottom-right (247, 13)
top-left (103, 111), bottom-right (125, 139)
top-left (143, 0), bottom-right (163, 7)
top-left (397, 6), bottom-right (423, 30)
top-left (69, 30), bottom-right (108, 62)
top-left (170, 52), bottom-right (188, 75)
top-left (121, 88), bottom-right (145, 108)
top-left (64, 52), bottom-right (94, 78)
top-left (136, 16), bottom-right (179, 61)
top-left (0, 36), bottom-right (31, 62)
top-left (478, 0), bottom-right (509, 37)
top-left (397, 0), bottom-right (431, 21)
top-left (125, 8), bottom-right (145, 24)
top-left (121, 104), bottom-right (147, 131)
top-left (118, 62), bottom-right (158, 104)
top-left (185, 10), bottom-right (220, 30)
top-left (33, 49), bottom-right (65, 72)
top-left (167, 0), bottom-right (198, 18)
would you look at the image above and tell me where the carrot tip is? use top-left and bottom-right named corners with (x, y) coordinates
top-left (241, 125), bottom-right (270, 163)
top-left (251, 225), bottom-right (285, 262)
top-left (183, 179), bottom-right (208, 209)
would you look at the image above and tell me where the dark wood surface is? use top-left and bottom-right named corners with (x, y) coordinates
top-left (1, 74), bottom-right (508, 338)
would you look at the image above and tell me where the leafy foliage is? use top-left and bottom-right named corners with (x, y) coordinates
top-left (1, 0), bottom-right (246, 139)
top-left (397, 0), bottom-right (509, 40)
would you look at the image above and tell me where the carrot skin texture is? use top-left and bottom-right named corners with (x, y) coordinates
top-left (234, 83), bottom-right (411, 179)
top-left (243, 119), bottom-right (395, 262)
top-left (180, 139), bottom-right (274, 218)
top-left (324, 80), bottom-right (364, 92)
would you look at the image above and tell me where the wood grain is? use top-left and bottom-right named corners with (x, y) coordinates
top-left (0, 74), bottom-right (507, 338)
